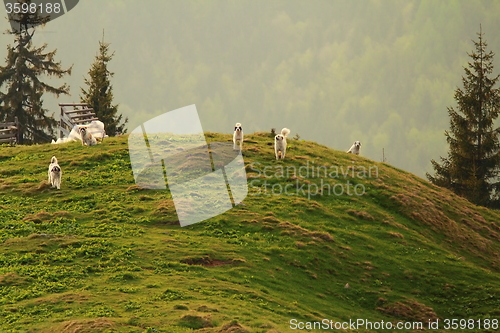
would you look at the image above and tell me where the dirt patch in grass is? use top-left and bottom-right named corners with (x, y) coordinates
top-left (220, 320), bottom-right (251, 332)
top-left (56, 293), bottom-right (89, 304)
top-left (346, 209), bottom-right (375, 221)
top-left (0, 183), bottom-right (12, 190)
top-left (125, 185), bottom-right (144, 192)
top-left (36, 181), bottom-right (52, 191)
top-left (309, 231), bottom-right (334, 242)
top-left (376, 299), bottom-right (438, 322)
top-left (138, 194), bottom-right (154, 201)
top-left (53, 211), bottom-right (73, 218)
top-left (278, 221), bottom-right (310, 236)
top-left (244, 146), bottom-right (260, 154)
top-left (291, 197), bottom-right (326, 212)
top-left (27, 233), bottom-right (57, 239)
top-left (262, 216), bottom-right (281, 224)
top-left (390, 193), bottom-right (413, 206)
top-left (178, 314), bottom-right (214, 329)
top-left (53, 317), bottom-right (115, 333)
top-left (160, 220), bottom-right (181, 226)
top-left (205, 259), bottom-right (234, 267)
top-left (197, 305), bottom-right (219, 312)
top-left (278, 220), bottom-right (334, 242)
top-left (181, 256), bottom-right (236, 267)
top-left (388, 231), bottom-right (404, 239)
top-left (23, 211), bottom-right (53, 223)
top-left (155, 199), bottom-right (176, 215)
top-left (174, 304), bottom-right (189, 310)
top-left (33, 292), bottom-right (90, 306)
top-left (0, 272), bottom-right (28, 286)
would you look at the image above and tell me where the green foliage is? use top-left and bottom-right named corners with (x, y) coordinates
top-left (427, 28), bottom-right (500, 207)
top-left (0, 134), bottom-right (500, 332)
top-left (80, 34), bottom-right (128, 136)
top-left (0, 6), bottom-right (71, 144)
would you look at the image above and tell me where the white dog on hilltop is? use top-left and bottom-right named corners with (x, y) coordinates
top-left (274, 128), bottom-right (291, 160)
top-left (233, 123), bottom-right (243, 151)
top-left (79, 127), bottom-right (97, 146)
top-left (347, 141), bottom-right (361, 155)
top-left (48, 156), bottom-right (62, 189)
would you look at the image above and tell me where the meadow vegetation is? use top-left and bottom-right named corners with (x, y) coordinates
top-left (1, 133), bottom-right (500, 332)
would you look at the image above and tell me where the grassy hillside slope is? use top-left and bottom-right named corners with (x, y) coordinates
top-left (1, 133), bottom-right (500, 332)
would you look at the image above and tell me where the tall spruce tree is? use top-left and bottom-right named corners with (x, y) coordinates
top-left (0, 3), bottom-right (72, 143)
top-left (80, 35), bottom-right (127, 135)
top-left (427, 28), bottom-right (500, 207)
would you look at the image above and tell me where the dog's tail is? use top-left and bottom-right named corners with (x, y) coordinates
top-left (51, 156), bottom-right (58, 164)
top-left (281, 128), bottom-right (290, 137)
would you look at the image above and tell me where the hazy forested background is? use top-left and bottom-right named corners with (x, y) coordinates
top-left (1, 0), bottom-right (500, 178)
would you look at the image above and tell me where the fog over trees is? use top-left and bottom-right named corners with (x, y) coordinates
top-left (1, 0), bottom-right (499, 177)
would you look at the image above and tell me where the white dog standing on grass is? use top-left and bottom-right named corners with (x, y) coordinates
top-left (79, 127), bottom-right (97, 146)
top-left (275, 128), bottom-right (291, 160)
top-left (347, 141), bottom-right (361, 155)
top-left (233, 123), bottom-right (243, 151)
top-left (48, 156), bottom-right (62, 189)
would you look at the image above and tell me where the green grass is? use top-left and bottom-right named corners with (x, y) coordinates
top-left (1, 133), bottom-right (500, 332)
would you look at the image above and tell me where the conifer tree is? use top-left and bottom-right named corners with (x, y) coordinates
top-left (427, 28), bottom-right (500, 207)
top-left (0, 1), bottom-right (72, 143)
top-left (80, 35), bottom-right (127, 135)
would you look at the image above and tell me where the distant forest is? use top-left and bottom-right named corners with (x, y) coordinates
top-left (2, 0), bottom-right (500, 177)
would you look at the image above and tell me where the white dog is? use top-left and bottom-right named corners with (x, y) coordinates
top-left (233, 123), bottom-right (243, 151)
top-left (48, 156), bottom-right (62, 189)
top-left (347, 141), bottom-right (361, 155)
top-left (274, 128), bottom-right (291, 160)
top-left (79, 127), bottom-right (97, 146)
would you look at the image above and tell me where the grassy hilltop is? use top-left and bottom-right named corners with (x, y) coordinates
top-left (1, 133), bottom-right (500, 332)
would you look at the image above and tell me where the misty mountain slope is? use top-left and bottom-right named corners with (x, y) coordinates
top-left (4, 0), bottom-right (500, 179)
top-left (0, 134), bottom-right (499, 332)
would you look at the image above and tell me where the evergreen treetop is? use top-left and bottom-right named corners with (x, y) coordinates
top-left (427, 28), bottom-right (500, 207)
top-left (80, 35), bottom-right (127, 136)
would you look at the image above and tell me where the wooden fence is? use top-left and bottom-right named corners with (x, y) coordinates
top-left (59, 103), bottom-right (99, 139)
top-left (0, 117), bottom-right (19, 145)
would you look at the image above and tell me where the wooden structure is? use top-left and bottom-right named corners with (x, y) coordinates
top-left (0, 117), bottom-right (19, 146)
top-left (59, 103), bottom-right (99, 139)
